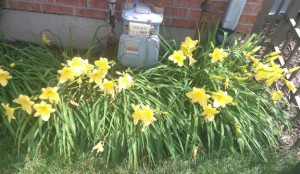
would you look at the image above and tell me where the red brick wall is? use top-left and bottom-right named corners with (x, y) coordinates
top-left (1, 0), bottom-right (262, 34)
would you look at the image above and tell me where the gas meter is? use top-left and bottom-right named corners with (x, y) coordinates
top-left (117, 3), bottom-right (163, 67)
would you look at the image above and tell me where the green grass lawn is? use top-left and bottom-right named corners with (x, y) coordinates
top-left (1, 132), bottom-right (299, 174)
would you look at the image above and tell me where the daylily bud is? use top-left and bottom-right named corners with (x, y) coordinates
top-left (251, 46), bottom-right (261, 54)
top-left (288, 67), bottom-right (300, 73)
top-left (210, 75), bottom-right (225, 80)
top-left (264, 51), bottom-right (281, 58)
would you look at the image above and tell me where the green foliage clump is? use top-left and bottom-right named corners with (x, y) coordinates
top-left (0, 31), bottom-right (293, 170)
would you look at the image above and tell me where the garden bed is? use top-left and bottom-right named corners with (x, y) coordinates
top-left (0, 31), bottom-right (299, 172)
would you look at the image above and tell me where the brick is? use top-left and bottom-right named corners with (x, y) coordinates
top-left (208, 11), bottom-right (223, 22)
top-left (242, 3), bottom-right (262, 15)
top-left (172, 18), bottom-right (197, 28)
top-left (42, 4), bottom-right (73, 15)
top-left (55, 0), bottom-right (87, 7)
top-left (176, 0), bottom-right (202, 9)
top-left (208, 1), bottom-right (228, 12)
top-left (164, 7), bottom-right (188, 18)
top-left (239, 15), bottom-right (257, 24)
top-left (236, 24), bottom-right (253, 34)
top-left (189, 9), bottom-right (201, 19)
top-left (23, 0), bottom-right (54, 2)
top-left (141, 0), bottom-right (174, 6)
top-left (88, 0), bottom-right (108, 9)
top-left (76, 8), bottom-right (106, 19)
top-left (247, 0), bottom-right (263, 4)
top-left (9, 1), bottom-right (41, 12)
top-left (3, 0), bottom-right (10, 8)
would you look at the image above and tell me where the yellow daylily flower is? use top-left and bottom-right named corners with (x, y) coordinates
top-left (271, 90), bottom-right (283, 103)
top-left (100, 79), bottom-right (115, 95)
top-left (92, 141), bottom-right (104, 154)
top-left (0, 68), bottom-right (12, 87)
top-left (140, 105), bottom-right (156, 127)
top-left (201, 104), bottom-right (219, 121)
top-left (13, 94), bottom-right (34, 114)
top-left (94, 57), bottom-right (110, 74)
top-left (87, 69), bottom-right (105, 84)
top-left (212, 90), bottom-right (233, 108)
top-left (180, 37), bottom-right (198, 65)
top-left (33, 101), bottom-right (55, 121)
top-left (132, 104), bottom-right (143, 126)
top-left (1, 103), bottom-right (16, 123)
top-left (284, 79), bottom-right (296, 93)
top-left (131, 104), bottom-right (156, 132)
top-left (42, 33), bottom-right (51, 45)
top-left (67, 57), bottom-right (94, 76)
top-left (254, 63), bottom-right (271, 81)
top-left (118, 73), bottom-right (134, 92)
top-left (39, 87), bottom-right (61, 104)
top-left (186, 87), bottom-right (210, 107)
top-left (208, 48), bottom-right (228, 63)
top-left (57, 67), bottom-right (75, 83)
top-left (168, 50), bottom-right (187, 67)
top-left (266, 74), bottom-right (282, 86)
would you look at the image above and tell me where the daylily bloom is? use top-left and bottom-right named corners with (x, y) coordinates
top-left (284, 79), bottom-right (296, 93)
top-left (94, 58), bottom-right (110, 74)
top-left (132, 104), bottom-right (143, 126)
top-left (201, 104), bottom-right (219, 121)
top-left (118, 73), bottom-right (134, 92)
top-left (100, 79), bottom-right (115, 95)
top-left (266, 74), bottom-right (282, 86)
top-left (67, 57), bottom-right (94, 76)
top-left (186, 87), bottom-right (210, 107)
top-left (254, 63), bottom-right (272, 81)
top-left (271, 90), bottom-right (283, 103)
top-left (58, 67), bottom-right (75, 83)
top-left (42, 33), bottom-right (51, 45)
top-left (212, 90), bottom-right (233, 108)
top-left (87, 69), bottom-right (105, 84)
top-left (33, 101), bottom-right (55, 121)
top-left (208, 48), bottom-right (228, 63)
top-left (92, 141), bottom-right (104, 154)
top-left (140, 105), bottom-right (156, 127)
top-left (180, 37), bottom-right (198, 65)
top-left (1, 103), bottom-right (16, 123)
top-left (168, 50), bottom-right (187, 67)
top-left (0, 68), bottom-right (12, 87)
top-left (131, 104), bottom-right (156, 132)
top-left (39, 87), bottom-right (61, 104)
top-left (13, 94), bottom-right (34, 114)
